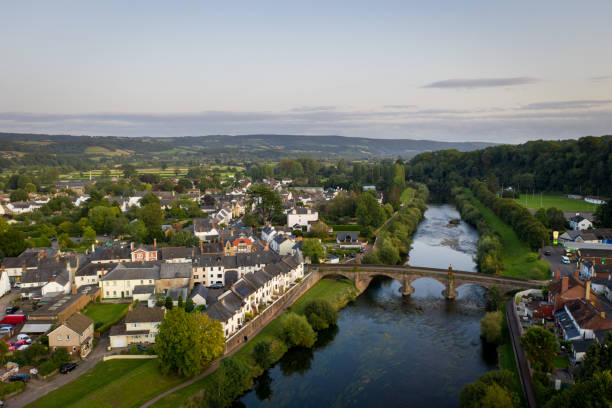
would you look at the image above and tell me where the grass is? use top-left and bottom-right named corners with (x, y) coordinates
top-left (513, 193), bottom-right (599, 212)
top-left (553, 356), bottom-right (570, 369)
top-left (466, 190), bottom-right (550, 280)
top-left (400, 187), bottom-right (415, 205)
top-left (149, 277), bottom-right (358, 408)
top-left (83, 303), bottom-right (129, 332)
top-left (499, 315), bottom-right (525, 404)
top-left (26, 359), bottom-right (183, 408)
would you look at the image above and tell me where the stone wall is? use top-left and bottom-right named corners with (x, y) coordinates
top-left (224, 271), bottom-right (318, 355)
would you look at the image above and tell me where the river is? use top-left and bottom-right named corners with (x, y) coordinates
top-left (233, 204), bottom-right (494, 407)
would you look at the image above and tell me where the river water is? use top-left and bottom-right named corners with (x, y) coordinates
top-left (234, 205), bottom-right (494, 408)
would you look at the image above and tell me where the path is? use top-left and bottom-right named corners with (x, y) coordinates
top-left (8, 336), bottom-right (110, 408)
top-left (505, 299), bottom-right (538, 408)
top-left (139, 275), bottom-right (311, 408)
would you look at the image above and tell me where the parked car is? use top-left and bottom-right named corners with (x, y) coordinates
top-left (17, 344), bottom-right (29, 351)
top-left (8, 374), bottom-right (30, 382)
top-left (16, 333), bottom-right (31, 341)
top-left (59, 363), bottom-right (78, 374)
top-left (136, 345), bottom-right (148, 352)
top-left (0, 327), bottom-right (12, 336)
top-left (5, 306), bottom-right (19, 314)
top-left (209, 283), bottom-right (223, 289)
top-left (544, 250), bottom-right (552, 256)
top-left (561, 255), bottom-right (570, 264)
top-left (13, 340), bottom-right (29, 346)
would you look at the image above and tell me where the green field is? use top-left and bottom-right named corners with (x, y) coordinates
top-left (467, 191), bottom-right (550, 280)
top-left (26, 359), bottom-right (182, 408)
top-left (150, 277), bottom-right (358, 408)
top-left (83, 303), bottom-right (129, 332)
top-left (513, 193), bottom-right (599, 212)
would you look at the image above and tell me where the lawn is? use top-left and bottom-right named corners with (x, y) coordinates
top-left (554, 355), bottom-right (570, 369)
top-left (466, 190), bottom-right (550, 280)
top-left (149, 277), bottom-right (358, 408)
top-left (499, 315), bottom-right (524, 404)
top-left (513, 193), bottom-right (599, 212)
top-left (26, 359), bottom-right (183, 408)
top-left (83, 303), bottom-right (129, 332)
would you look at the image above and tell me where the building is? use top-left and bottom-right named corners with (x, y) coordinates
top-left (156, 263), bottom-right (191, 292)
top-left (569, 213), bottom-right (593, 231)
top-left (336, 232), bottom-right (361, 249)
top-left (193, 218), bottom-right (220, 242)
top-left (224, 237), bottom-right (253, 256)
top-left (75, 262), bottom-right (117, 289)
top-left (100, 263), bottom-right (160, 299)
top-left (109, 306), bottom-right (165, 348)
top-left (271, 235), bottom-right (295, 256)
top-left (28, 293), bottom-right (91, 323)
top-left (130, 243), bottom-right (158, 262)
top-left (585, 196), bottom-right (608, 205)
top-left (287, 207), bottom-right (318, 232)
top-left (48, 313), bottom-right (94, 357)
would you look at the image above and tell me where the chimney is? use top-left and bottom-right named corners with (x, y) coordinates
top-left (22, 264), bottom-right (26, 273)
top-left (131, 242), bottom-right (134, 251)
top-left (154, 238), bottom-right (157, 248)
top-left (601, 311), bottom-right (606, 319)
top-left (264, 241), bottom-right (269, 251)
top-left (555, 269), bottom-right (561, 281)
top-left (561, 276), bottom-right (568, 293)
top-left (586, 279), bottom-right (591, 300)
top-left (574, 269), bottom-right (580, 280)
top-left (100, 267), bottom-right (105, 277)
top-left (200, 240), bottom-right (203, 251)
top-left (199, 227), bottom-right (203, 233)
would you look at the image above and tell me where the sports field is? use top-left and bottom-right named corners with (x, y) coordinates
top-left (513, 193), bottom-right (599, 212)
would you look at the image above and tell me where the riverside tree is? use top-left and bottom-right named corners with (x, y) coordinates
top-left (520, 326), bottom-right (558, 372)
top-left (302, 239), bottom-right (324, 264)
top-left (480, 311), bottom-right (503, 344)
top-left (156, 308), bottom-right (224, 377)
top-left (280, 313), bottom-right (316, 348)
top-left (303, 299), bottom-right (338, 330)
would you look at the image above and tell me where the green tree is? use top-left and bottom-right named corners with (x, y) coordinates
top-left (303, 299), bottom-right (338, 330)
top-left (377, 238), bottom-right (400, 265)
top-left (88, 205), bottom-right (120, 234)
top-left (279, 313), bottom-right (316, 348)
top-left (128, 220), bottom-right (148, 243)
top-left (10, 189), bottom-right (29, 202)
top-left (241, 212), bottom-right (258, 227)
top-left (248, 185), bottom-right (284, 224)
top-left (302, 239), bottom-right (324, 264)
top-left (520, 326), bottom-right (558, 372)
top-left (139, 192), bottom-right (160, 206)
top-left (460, 370), bottom-right (520, 408)
top-left (0, 229), bottom-right (27, 257)
top-left (82, 226), bottom-right (96, 244)
top-left (309, 221), bottom-right (329, 239)
top-left (140, 203), bottom-right (164, 239)
top-left (0, 341), bottom-right (8, 365)
top-left (155, 308), bottom-right (224, 377)
top-left (122, 164), bottom-right (138, 179)
top-left (578, 332), bottom-right (612, 381)
top-left (169, 230), bottom-right (199, 247)
top-left (488, 286), bottom-right (501, 311)
top-left (545, 371), bottom-right (612, 408)
top-left (165, 296), bottom-right (173, 309)
top-left (185, 298), bottom-right (194, 313)
top-left (252, 341), bottom-right (274, 369)
top-left (595, 202), bottom-right (612, 228)
top-left (480, 311), bottom-right (503, 344)
top-left (177, 296), bottom-right (184, 309)
top-left (356, 191), bottom-right (385, 229)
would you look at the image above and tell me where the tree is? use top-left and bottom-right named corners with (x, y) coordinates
top-left (279, 313), bottom-right (316, 348)
top-left (88, 206), bottom-right (120, 234)
top-left (248, 185), bottom-right (284, 224)
top-left (128, 220), bottom-right (147, 243)
top-left (594, 202), bottom-right (612, 228)
top-left (460, 370), bottom-right (520, 408)
top-left (185, 298), bottom-right (194, 313)
top-left (169, 230), bottom-right (199, 247)
top-left (0, 229), bottom-right (27, 257)
top-left (155, 308), bottom-right (224, 377)
top-left (0, 341), bottom-right (8, 365)
top-left (139, 192), bottom-right (160, 206)
top-left (303, 299), bottom-right (337, 330)
top-left (480, 311), bottom-right (503, 344)
top-left (520, 326), bottom-right (558, 372)
top-left (82, 226), bottom-right (96, 244)
top-left (356, 191), bottom-right (385, 229)
top-left (177, 296), bottom-right (184, 309)
top-left (545, 371), bottom-right (612, 408)
top-left (377, 238), bottom-right (400, 265)
top-left (546, 207), bottom-right (568, 231)
top-left (140, 203), bottom-right (164, 239)
top-left (578, 332), bottom-right (612, 381)
top-left (252, 340), bottom-right (274, 369)
top-left (488, 286), bottom-right (501, 311)
top-left (165, 296), bottom-right (173, 310)
top-left (302, 239), bottom-right (324, 264)
top-left (122, 164), bottom-right (137, 179)
top-left (10, 189), bottom-right (29, 202)
top-left (309, 221), bottom-right (329, 239)
top-left (241, 212), bottom-right (258, 227)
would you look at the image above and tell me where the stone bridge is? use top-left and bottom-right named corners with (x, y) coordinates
top-left (309, 264), bottom-right (548, 299)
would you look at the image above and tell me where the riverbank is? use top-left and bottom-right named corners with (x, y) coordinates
top-left (464, 189), bottom-right (549, 280)
top-left (148, 277), bottom-right (359, 408)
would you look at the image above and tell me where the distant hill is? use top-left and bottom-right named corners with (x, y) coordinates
top-left (0, 133), bottom-right (495, 164)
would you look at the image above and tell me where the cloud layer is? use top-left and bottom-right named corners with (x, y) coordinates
top-left (423, 77), bottom-right (540, 89)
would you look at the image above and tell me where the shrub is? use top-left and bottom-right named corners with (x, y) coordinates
top-left (0, 380), bottom-right (25, 397)
top-left (252, 341), bottom-right (274, 369)
top-left (480, 311), bottom-right (503, 344)
top-left (38, 359), bottom-right (59, 376)
top-left (279, 313), bottom-right (316, 348)
top-left (303, 299), bottom-right (338, 330)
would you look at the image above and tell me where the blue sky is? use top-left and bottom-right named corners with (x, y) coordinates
top-left (1, 1), bottom-right (611, 142)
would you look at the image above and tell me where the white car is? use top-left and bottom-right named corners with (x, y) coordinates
top-left (17, 334), bottom-right (31, 342)
top-left (17, 344), bottom-right (29, 351)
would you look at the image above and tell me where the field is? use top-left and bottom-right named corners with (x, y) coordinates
top-left (513, 193), bottom-right (599, 212)
top-left (83, 303), bottom-right (129, 332)
top-left (58, 165), bottom-right (244, 182)
top-left (26, 359), bottom-right (183, 408)
top-left (149, 277), bottom-right (358, 408)
top-left (467, 191), bottom-right (550, 280)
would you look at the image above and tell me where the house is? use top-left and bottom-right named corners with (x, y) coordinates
top-left (261, 226), bottom-right (277, 243)
top-left (556, 298), bottom-right (612, 340)
top-left (571, 338), bottom-right (596, 362)
top-left (157, 263), bottom-right (191, 292)
top-left (548, 271), bottom-right (599, 311)
top-left (75, 262), bottom-right (117, 288)
top-left (189, 284), bottom-right (209, 307)
top-left (6, 201), bottom-right (43, 214)
top-left (0, 270), bottom-right (10, 297)
top-left (91, 246), bottom-right (131, 264)
top-left (193, 218), bottom-right (219, 242)
top-left (20, 266), bottom-right (71, 299)
top-left (160, 247), bottom-right (194, 263)
top-left (54, 180), bottom-right (95, 195)
top-left (100, 263), bottom-right (160, 299)
top-left (287, 208), bottom-right (318, 232)
top-left (336, 232), bottom-right (360, 248)
top-left (224, 237), bottom-right (253, 256)
top-left (214, 208), bottom-right (233, 226)
top-left (29, 293), bottom-right (91, 323)
top-left (569, 213), bottom-right (593, 231)
top-left (109, 306), bottom-right (165, 348)
top-left (585, 196), bottom-right (608, 205)
top-left (130, 243), bottom-right (158, 262)
top-left (48, 313), bottom-right (94, 357)
top-left (271, 235), bottom-right (295, 256)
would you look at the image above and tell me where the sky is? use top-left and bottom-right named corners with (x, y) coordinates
top-left (1, 1), bottom-right (612, 143)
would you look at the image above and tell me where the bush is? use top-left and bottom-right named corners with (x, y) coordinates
top-left (279, 313), bottom-right (316, 348)
top-left (38, 359), bottom-right (59, 376)
top-left (0, 380), bottom-right (25, 397)
top-left (480, 311), bottom-right (503, 344)
top-left (252, 341), bottom-right (274, 369)
top-left (303, 299), bottom-right (338, 330)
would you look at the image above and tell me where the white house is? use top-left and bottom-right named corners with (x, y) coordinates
top-left (569, 214), bottom-right (593, 231)
top-left (287, 207), bottom-right (318, 232)
top-left (261, 226), bottom-right (277, 243)
top-left (214, 208), bottom-right (233, 226)
top-left (270, 235), bottom-right (295, 256)
top-left (100, 263), bottom-right (160, 299)
top-left (193, 218), bottom-right (220, 242)
top-left (109, 307), bottom-right (165, 348)
top-left (585, 196), bottom-right (607, 205)
top-left (0, 270), bottom-right (11, 296)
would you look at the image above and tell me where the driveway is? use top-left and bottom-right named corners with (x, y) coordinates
top-left (0, 290), bottom-right (20, 320)
top-left (7, 336), bottom-right (110, 408)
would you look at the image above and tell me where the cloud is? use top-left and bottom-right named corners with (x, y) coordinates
top-left (589, 75), bottom-right (611, 82)
top-left (382, 104), bottom-right (417, 109)
top-left (423, 77), bottom-right (540, 89)
top-left (290, 106), bottom-right (337, 112)
top-left (521, 100), bottom-right (612, 110)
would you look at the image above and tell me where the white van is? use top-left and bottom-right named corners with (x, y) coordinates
top-left (561, 256), bottom-right (570, 264)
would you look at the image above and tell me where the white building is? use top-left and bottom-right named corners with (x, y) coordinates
top-left (569, 214), bottom-right (593, 231)
top-left (109, 307), bottom-right (165, 348)
top-left (287, 207), bottom-right (318, 232)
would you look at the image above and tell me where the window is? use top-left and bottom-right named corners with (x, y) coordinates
top-left (73, 346), bottom-right (76, 351)
top-left (194, 275), bottom-right (199, 279)
top-left (57, 335), bottom-right (62, 341)
top-left (126, 291), bottom-right (130, 296)
top-left (141, 280), bottom-right (144, 284)
top-left (113, 291), bottom-right (116, 296)
top-left (217, 274), bottom-right (222, 278)
top-left (66, 335), bottom-right (70, 340)
top-left (133, 323), bottom-right (138, 328)
top-left (149, 280), bottom-right (152, 284)
top-left (127, 281), bottom-right (130, 286)
top-left (106, 291), bottom-right (109, 296)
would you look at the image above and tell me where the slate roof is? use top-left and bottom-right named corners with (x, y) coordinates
top-left (132, 285), bottom-right (155, 295)
top-left (189, 284), bottom-right (208, 300)
top-left (166, 287), bottom-right (189, 301)
top-left (205, 301), bottom-right (234, 322)
top-left (101, 263), bottom-right (160, 281)
top-left (91, 246), bottom-right (131, 262)
top-left (571, 338), bottom-right (596, 353)
top-left (160, 247), bottom-right (194, 260)
top-left (125, 306), bottom-right (165, 323)
top-left (64, 313), bottom-right (94, 335)
top-left (337, 232), bottom-right (359, 242)
top-left (76, 262), bottom-right (118, 277)
top-left (21, 267), bottom-right (69, 285)
top-left (193, 218), bottom-right (214, 232)
top-left (160, 263), bottom-right (191, 279)
top-left (233, 278), bottom-right (258, 298)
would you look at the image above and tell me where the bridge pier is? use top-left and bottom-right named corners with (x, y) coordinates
top-left (400, 277), bottom-right (414, 296)
top-left (442, 271), bottom-right (458, 300)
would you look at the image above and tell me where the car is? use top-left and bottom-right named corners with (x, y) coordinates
top-left (209, 283), bottom-right (223, 289)
top-left (17, 344), bottom-right (29, 351)
top-left (16, 333), bottom-right (31, 341)
top-left (136, 344), bottom-right (148, 352)
top-left (561, 256), bottom-right (570, 264)
top-left (5, 306), bottom-right (19, 314)
top-left (544, 250), bottom-right (552, 256)
top-left (8, 374), bottom-right (30, 382)
top-left (13, 339), bottom-right (29, 346)
top-left (0, 324), bottom-right (15, 329)
top-left (59, 363), bottom-right (78, 374)
top-left (0, 328), bottom-right (12, 336)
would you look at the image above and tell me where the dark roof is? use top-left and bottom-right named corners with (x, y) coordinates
top-left (132, 285), bottom-right (155, 295)
top-left (160, 247), bottom-right (194, 260)
top-left (571, 338), bottom-right (596, 353)
top-left (160, 263), bottom-right (191, 279)
top-left (125, 307), bottom-right (165, 323)
top-left (21, 267), bottom-right (69, 285)
top-left (64, 313), bottom-right (94, 335)
top-left (570, 215), bottom-right (586, 222)
top-left (76, 262), bottom-right (118, 277)
top-left (205, 301), bottom-right (234, 322)
top-left (91, 246), bottom-right (131, 262)
top-left (194, 218), bottom-right (214, 232)
top-left (165, 287), bottom-right (189, 301)
top-left (233, 278), bottom-right (258, 298)
top-left (337, 232), bottom-right (359, 242)
top-left (189, 285), bottom-right (208, 300)
top-left (101, 263), bottom-right (160, 281)
top-left (29, 293), bottom-right (87, 319)
top-left (218, 291), bottom-right (243, 313)
top-left (225, 270), bottom-right (239, 286)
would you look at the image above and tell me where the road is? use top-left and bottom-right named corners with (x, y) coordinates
top-left (505, 299), bottom-right (538, 408)
top-left (7, 336), bottom-right (110, 408)
top-left (540, 245), bottom-right (574, 278)
top-left (0, 290), bottom-right (19, 320)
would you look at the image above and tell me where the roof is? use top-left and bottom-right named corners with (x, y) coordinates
top-left (91, 246), bottom-right (131, 262)
top-left (125, 307), bottom-right (165, 323)
top-left (160, 247), bottom-right (194, 260)
top-left (132, 285), bottom-right (155, 295)
top-left (337, 231), bottom-right (359, 242)
top-left (570, 215), bottom-right (586, 222)
top-left (22, 267), bottom-right (69, 286)
top-left (193, 218), bottom-right (214, 232)
top-left (160, 263), bottom-right (191, 279)
top-left (76, 262), bottom-right (118, 277)
top-left (233, 278), bottom-right (258, 298)
top-left (205, 301), bottom-right (234, 322)
top-left (63, 313), bottom-right (94, 335)
top-left (29, 293), bottom-right (88, 319)
top-left (189, 284), bottom-right (208, 300)
top-left (565, 298), bottom-right (612, 331)
top-left (556, 309), bottom-right (581, 339)
top-left (101, 263), bottom-right (160, 281)
top-left (571, 338), bottom-right (596, 353)
top-left (166, 287), bottom-right (189, 301)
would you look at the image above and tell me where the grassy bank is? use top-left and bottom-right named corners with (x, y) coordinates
top-left (150, 277), bottom-right (359, 408)
top-left (466, 191), bottom-right (549, 280)
top-left (26, 359), bottom-right (183, 408)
